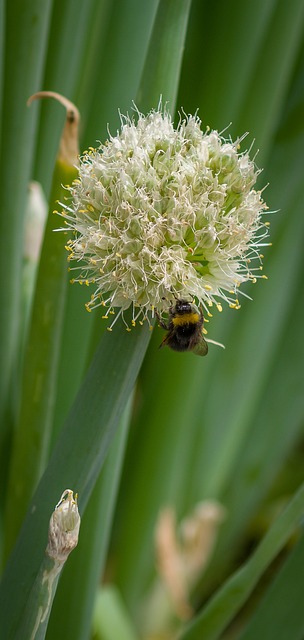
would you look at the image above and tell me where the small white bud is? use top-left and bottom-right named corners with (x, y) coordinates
top-left (46, 490), bottom-right (80, 563)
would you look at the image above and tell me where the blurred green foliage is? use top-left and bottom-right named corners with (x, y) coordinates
top-left (0, 0), bottom-right (304, 638)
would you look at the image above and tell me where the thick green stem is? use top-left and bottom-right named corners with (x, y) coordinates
top-left (0, 0), bottom-right (52, 444)
top-left (4, 159), bottom-right (78, 561)
top-left (137, 0), bottom-right (192, 114)
top-left (15, 490), bottom-right (80, 640)
top-left (180, 482), bottom-right (304, 640)
top-left (0, 320), bottom-right (151, 638)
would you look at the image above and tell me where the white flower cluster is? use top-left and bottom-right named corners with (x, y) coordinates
top-left (61, 109), bottom-right (269, 328)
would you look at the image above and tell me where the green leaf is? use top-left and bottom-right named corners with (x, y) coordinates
top-left (93, 585), bottom-right (140, 640)
top-left (0, 321), bottom-right (151, 639)
top-left (51, 0), bottom-right (161, 440)
top-left (15, 490), bottom-right (80, 640)
top-left (0, 0), bottom-right (52, 443)
top-left (4, 159), bottom-right (77, 561)
top-left (114, 9), bottom-right (304, 618)
top-left (137, 0), bottom-right (192, 113)
top-left (33, 0), bottom-right (99, 195)
top-left (188, 74), bottom-right (304, 597)
top-left (82, 0), bottom-right (160, 146)
top-left (180, 482), bottom-right (304, 640)
top-left (46, 395), bottom-right (133, 640)
top-left (199, 244), bottom-right (304, 597)
top-left (235, 0), bottom-right (304, 157)
top-left (239, 534), bottom-right (304, 640)
top-left (115, 337), bottom-right (211, 613)
top-left (0, 0), bottom-right (4, 147)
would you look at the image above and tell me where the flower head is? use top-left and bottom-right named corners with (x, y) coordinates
top-left (61, 108), bottom-right (269, 328)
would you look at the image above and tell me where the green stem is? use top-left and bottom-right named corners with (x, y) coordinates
top-left (15, 490), bottom-right (80, 640)
top-left (17, 554), bottom-right (62, 640)
top-left (137, 0), bottom-right (192, 113)
top-left (180, 482), bottom-right (304, 640)
top-left (0, 321), bottom-right (151, 639)
top-left (4, 159), bottom-right (78, 561)
top-left (46, 396), bottom-right (133, 640)
top-left (0, 0), bottom-right (52, 444)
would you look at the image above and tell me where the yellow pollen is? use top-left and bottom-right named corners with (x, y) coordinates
top-left (202, 327), bottom-right (207, 335)
top-left (102, 315), bottom-right (108, 319)
top-left (217, 303), bottom-right (223, 312)
top-left (126, 327), bottom-right (132, 332)
top-left (107, 327), bottom-right (112, 332)
top-left (204, 284), bottom-right (212, 291)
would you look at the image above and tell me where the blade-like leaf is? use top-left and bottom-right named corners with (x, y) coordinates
top-left (52, 0), bottom-right (161, 439)
top-left (4, 158), bottom-right (77, 560)
top-left (180, 482), bottom-right (304, 640)
top-left (0, 321), bottom-right (151, 639)
top-left (93, 586), bottom-right (140, 640)
top-left (46, 395), bottom-right (133, 640)
top-left (137, 0), bottom-right (192, 112)
top-left (0, 0), bottom-right (52, 440)
top-left (34, 0), bottom-right (101, 196)
top-left (239, 534), bottom-right (304, 640)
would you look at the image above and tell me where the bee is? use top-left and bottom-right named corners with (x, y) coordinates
top-left (156, 299), bottom-right (208, 356)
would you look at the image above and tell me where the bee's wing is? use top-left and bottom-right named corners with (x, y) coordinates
top-left (192, 336), bottom-right (208, 357)
top-left (159, 333), bottom-right (170, 349)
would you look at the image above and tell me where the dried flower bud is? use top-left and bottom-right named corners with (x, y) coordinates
top-left (47, 490), bottom-right (80, 563)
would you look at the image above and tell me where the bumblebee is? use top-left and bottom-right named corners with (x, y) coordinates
top-left (156, 299), bottom-right (208, 356)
